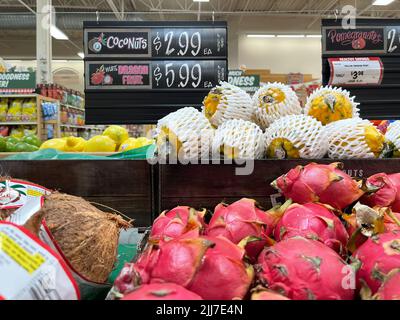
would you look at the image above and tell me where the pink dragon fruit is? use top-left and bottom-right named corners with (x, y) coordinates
top-left (343, 203), bottom-right (400, 252)
top-left (361, 173), bottom-right (400, 212)
top-left (113, 235), bottom-right (254, 300)
top-left (121, 283), bottom-right (203, 300)
top-left (374, 269), bottom-right (400, 300)
top-left (150, 206), bottom-right (205, 241)
top-left (353, 230), bottom-right (400, 294)
top-left (273, 202), bottom-right (349, 255)
top-left (271, 162), bottom-right (363, 210)
top-left (206, 198), bottom-right (287, 261)
top-left (257, 237), bottom-right (355, 300)
top-left (251, 286), bottom-right (290, 300)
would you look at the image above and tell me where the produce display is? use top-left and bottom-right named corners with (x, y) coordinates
top-left (38, 125), bottom-right (153, 153)
top-left (154, 82), bottom-right (397, 160)
top-left (104, 161), bottom-right (400, 300)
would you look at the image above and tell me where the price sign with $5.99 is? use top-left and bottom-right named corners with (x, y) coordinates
top-left (152, 60), bottom-right (226, 90)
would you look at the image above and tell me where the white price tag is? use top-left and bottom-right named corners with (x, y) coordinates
top-left (328, 57), bottom-right (383, 86)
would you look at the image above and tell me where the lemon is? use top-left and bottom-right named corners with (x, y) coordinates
top-left (103, 125), bottom-right (129, 148)
top-left (135, 137), bottom-right (154, 148)
top-left (84, 135), bottom-right (116, 152)
top-left (64, 137), bottom-right (86, 152)
top-left (118, 138), bottom-right (140, 152)
top-left (40, 138), bottom-right (67, 151)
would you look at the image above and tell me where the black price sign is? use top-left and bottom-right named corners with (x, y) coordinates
top-left (323, 27), bottom-right (385, 54)
top-left (86, 60), bottom-right (226, 90)
top-left (386, 26), bottom-right (400, 54)
top-left (84, 27), bottom-right (227, 58)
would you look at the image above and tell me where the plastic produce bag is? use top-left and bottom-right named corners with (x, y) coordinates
top-left (7, 99), bottom-right (22, 121)
top-left (0, 98), bottom-right (8, 121)
top-left (22, 99), bottom-right (37, 121)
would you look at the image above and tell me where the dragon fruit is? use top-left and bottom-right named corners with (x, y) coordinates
top-left (257, 237), bottom-right (355, 300)
top-left (361, 173), bottom-right (400, 212)
top-left (206, 198), bottom-right (288, 261)
top-left (343, 203), bottom-right (400, 252)
top-left (273, 202), bottom-right (349, 255)
top-left (271, 162), bottom-right (363, 210)
top-left (353, 231), bottom-right (400, 294)
top-left (113, 235), bottom-right (254, 300)
top-left (374, 269), bottom-right (400, 300)
top-left (121, 283), bottom-right (202, 300)
top-left (150, 206), bottom-right (205, 241)
top-left (251, 286), bottom-right (290, 300)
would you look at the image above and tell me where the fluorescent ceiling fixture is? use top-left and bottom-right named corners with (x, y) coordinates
top-left (77, 52), bottom-right (84, 59)
top-left (50, 25), bottom-right (69, 40)
top-left (54, 60), bottom-right (68, 62)
top-left (193, 0), bottom-right (209, 2)
top-left (372, 0), bottom-right (395, 5)
top-left (306, 34), bottom-right (322, 38)
top-left (247, 34), bottom-right (275, 38)
top-left (277, 35), bottom-right (305, 38)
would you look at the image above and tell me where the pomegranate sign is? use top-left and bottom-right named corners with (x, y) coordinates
top-left (323, 27), bottom-right (385, 54)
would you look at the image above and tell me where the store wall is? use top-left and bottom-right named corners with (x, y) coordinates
top-left (237, 36), bottom-right (322, 80)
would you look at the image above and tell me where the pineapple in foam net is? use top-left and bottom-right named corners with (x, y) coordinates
top-left (385, 121), bottom-right (400, 157)
top-left (305, 86), bottom-right (359, 125)
top-left (212, 119), bottom-right (264, 160)
top-left (265, 115), bottom-right (328, 159)
top-left (156, 107), bottom-right (214, 160)
top-left (326, 118), bottom-right (388, 159)
top-left (252, 82), bottom-right (302, 129)
top-left (202, 82), bottom-right (253, 127)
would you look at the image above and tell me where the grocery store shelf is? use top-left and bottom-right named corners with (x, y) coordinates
top-left (0, 121), bottom-right (37, 125)
top-left (0, 94), bottom-right (37, 98)
top-left (60, 124), bottom-right (101, 130)
top-left (61, 103), bottom-right (85, 112)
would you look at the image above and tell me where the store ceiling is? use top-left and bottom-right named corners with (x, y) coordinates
top-left (1, 0), bottom-right (400, 58)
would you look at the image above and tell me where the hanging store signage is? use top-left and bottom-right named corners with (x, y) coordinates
top-left (84, 27), bottom-right (227, 58)
top-left (322, 27), bottom-right (385, 54)
top-left (328, 57), bottom-right (383, 86)
top-left (83, 21), bottom-right (228, 124)
top-left (228, 70), bottom-right (260, 92)
top-left (86, 60), bottom-right (226, 90)
top-left (0, 72), bottom-right (36, 91)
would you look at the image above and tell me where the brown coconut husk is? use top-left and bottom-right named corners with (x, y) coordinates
top-left (38, 192), bottom-right (132, 283)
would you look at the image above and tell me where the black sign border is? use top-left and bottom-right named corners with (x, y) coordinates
top-left (322, 26), bottom-right (387, 55)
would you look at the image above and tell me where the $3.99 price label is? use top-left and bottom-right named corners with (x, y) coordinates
top-left (328, 57), bottom-right (383, 86)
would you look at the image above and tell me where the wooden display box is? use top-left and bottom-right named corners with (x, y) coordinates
top-left (158, 159), bottom-right (400, 212)
top-left (0, 160), bottom-right (154, 227)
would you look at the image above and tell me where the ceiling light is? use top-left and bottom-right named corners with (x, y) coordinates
top-left (372, 0), bottom-right (395, 5)
top-left (277, 35), bottom-right (305, 38)
top-left (77, 52), bottom-right (84, 59)
top-left (193, 0), bottom-right (209, 2)
top-left (247, 34), bottom-right (275, 38)
top-left (306, 35), bottom-right (322, 38)
top-left (50, 25), bottom-right (69, 40)
top-left (54, 60), bottom-right (68, 62)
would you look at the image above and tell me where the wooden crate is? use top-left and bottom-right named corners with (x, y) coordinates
top-left (158, 159), bottom-right (400, 212)
top-left (0, 160), bottom-right (154, 227)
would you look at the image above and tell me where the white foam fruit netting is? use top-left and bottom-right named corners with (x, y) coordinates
top-left (252, 82), bottom-right (302, 129)
top-left (304, 86), bottom-right (360, 124)
top-left (212, 119), bottom-right (265, 159)
top-left (156, 107), bottom-right (214, 160)
top-left (386, 121), bottom-right (400, 151)
top-left (264, 115), bottom-right (328, 159)
top-left (326, 118), bottom-right (376, 159)
top-left (202, 81), bottom-right (254, 127)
